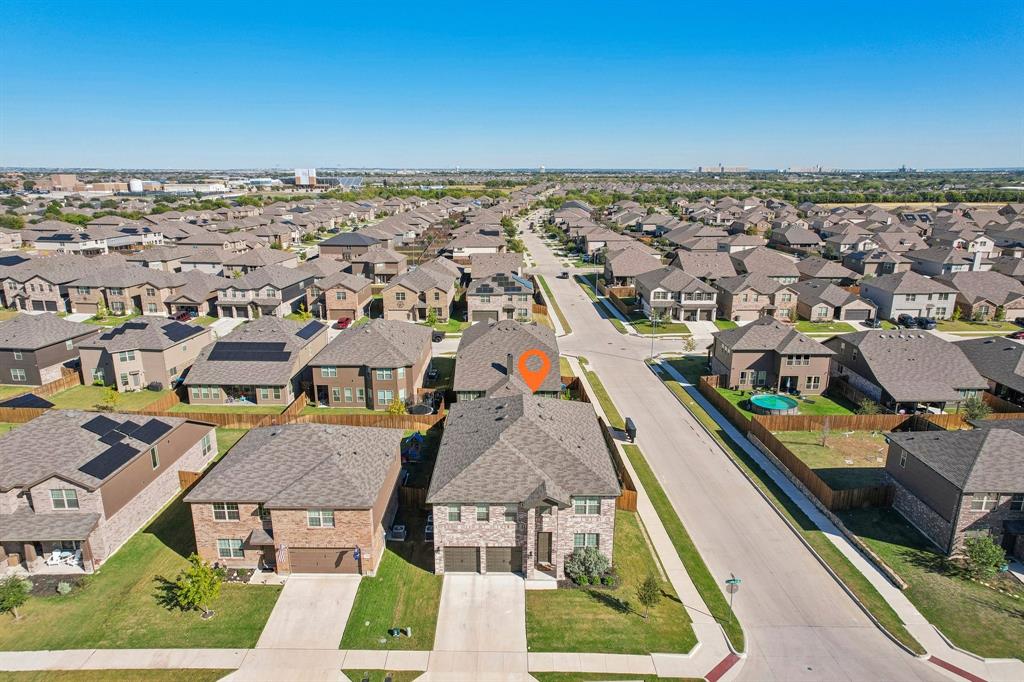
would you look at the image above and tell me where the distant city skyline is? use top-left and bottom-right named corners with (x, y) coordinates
top-left (3, 1), bottom-right (1022, 170)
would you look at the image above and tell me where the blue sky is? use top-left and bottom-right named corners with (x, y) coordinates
top-left (2, 1), bottom-right (1022, 169)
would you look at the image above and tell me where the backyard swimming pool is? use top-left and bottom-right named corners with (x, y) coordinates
top-left (749, 393), bottom-right (799, 415)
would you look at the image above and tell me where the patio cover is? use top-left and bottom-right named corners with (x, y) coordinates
top-left (0, 510), bottom-right (100, 542)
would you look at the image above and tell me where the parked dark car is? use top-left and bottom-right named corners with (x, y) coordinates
top-left (558, 271), bottom-right (570, 279)
top-left (432, 331), bottom-right (445, 342)
top-left (863, 318), bottom-right (882, 329)
top-left (896, 314), bottom-right (916, 328)
top-left (1010, 330), bottom-right (1024, 340)
top-left (1013, 317), bottom-right (1024, 327)
top-left (916, 317), bottom-right (937, 330)
top-left (333, 317), bottom-right (352, 330)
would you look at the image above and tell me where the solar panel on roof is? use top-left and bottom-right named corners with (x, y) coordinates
top-left (0, 393), bottom-right (54, 409)
top-left (99, 431), bottom-right (125, 446)
top-left (296, 321), bottom-right (324, 340)
top-left (78, 442), bottom-right (140, 479)
top-left (162, 321), bottom-right (198, 343)
top-left (131, 418), bottom-right (173, 444)
top-left (115, 420), bottom-right (143, 436)
top-left (81, 415), bottom-right (120, 436)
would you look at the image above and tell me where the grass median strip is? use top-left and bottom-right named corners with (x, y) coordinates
top-left (654, 369), bottom-right (925, 655)
top-left (622, 443), bottom-right (745, 652)
top-left (578, 359), bottom-right (625, 430)
top-left (537, 275), bottom-right (572, 334)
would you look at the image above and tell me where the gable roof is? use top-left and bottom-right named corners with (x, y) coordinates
top-left (713, 316), bottom-right (833, 355)
top-left (470, 253), bottom-right (523, 280)
top-left (81, 318), bottom-right (207, 352)
top-left (730, 247), bottom-right (799, 277)
top-left (715, 272), bottom-right (786, 295)
top-left (670, 251), bottom-right (737, 280)
top-left (311, 318), bottom-right (430, 368)
top-left (954, 337), bottom-right (1024, 395)
top-left (861, 270), bottom-right (956, 295)
top-left (453, 320), bottom-right (558, 393)
top-left (796, 257), bottom-right (857, 281)
top-left (0, 313), bottom-right (97, 350)
top-left (636, 266), bottom-right (716, 294)
top-left (935, 270), bottom-right (1024, 306)
top-left (426, 394), bottom-right (619, 505)
top-left (184, 424), bottom-right (405, 508)
top-left (789, 279), bottom-right (874, 310)
top-left (887, 429), bottom-right (1024, 492)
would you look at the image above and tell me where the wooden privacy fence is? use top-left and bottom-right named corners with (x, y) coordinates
top-left (294, 411), bottom-right (444, 430)
top-left (143, 389), bottom-right (182, 412)
top-left (398, 486), bottom-right (428, 511)
top-left (0, 406), bottom-right (48, 423)
top-left (134, 409), bottom-right (280, 429)
top-left (532, 302), bottom-right (549, 316)
top-left (598, 416), bottom-right (638, 512)
top-left (751, 412), bottom-right (966, 432)
top-left (32, 367), bottom-right (83, 398)
top-left (982, 390), bottom-right (1024, 414)
top-left (747, 419), bottom-right (895, 512)
top-left (178, 470), bottom-right (202, 490)
top-left (697, 375), bottom-right (753, 432)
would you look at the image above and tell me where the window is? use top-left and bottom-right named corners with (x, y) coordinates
top-left (149, 447), bottom-right (159, 469)
top-left (321, 366), bottom-right (337, 378)
top-left (652, 290), bottom-right (669, 300)
top-left (937, 293), bottom-right (950, 301)
top-left (905, 294), bottom-right (916, 302)
top-left (395, 291), bottom-right (406, 302)
top-left (343, 387), bottom-right (353, 402)
top-left (970, 493), bottom-right (998, 511)
top-left (739, 371), bottom-right (750, 385)
top-left (448, 505), bottom-right (461, 522)
top-left (12, 350), bottom-right (22, 360)
top-left (899, 451), bottom-right (907, 468)
top-left (10, 368), bottom-right (25, 382)
top-left (50, 489), bottom-right (79, 510)
top-left (213, 503), bottom-right (240, 521)
top-left (504, 505), bottom-right (517, 522)
top-left (217, 539), bottom-right (244, 559)
top-left (147, 303), bottom-right (157, 313)
top-left (77, 286), bottom-right (90, 295)
top-left (118, 350), bottom-right (136, 362)
top-left (256, 504), bottom-right (271, 520)
top-left (573, 533), bottom-right (599, 548)
top-left (433, 291), bottom-right (440, 301)
top-left (787, 355), bottom-right (810, 366)
top-left (780, 293), bottom-right (792, 303)
top-left (120, 373), bottom-right (130, 387)
top-left (573, 496), bottom-right (601, 515)
top-left (307, 509), bottom-right (335, 528)
top-left (92, 368), bottom-right (104, 383)
top-left (264, 288), bottom-right (276, 298)
top-left (146, 288), bottom-right (156, 297)
top-left (377, 389), bottom-right (394, 405)
top-left (476, 504), bottom-right (489, 521)
top-left (375, 368), bottom-right (393, 380)
top-left (109, 288), bottom-right (123, 296)
top-left (201, 433), bottom-right (213, 456)
top-left (200, 385), bottom-right (210, 399)
top-left (191, 386), bottom-right (200, 399)
top-left (480, 295), bottom-right (491, 303)
top-left (65, 339), bottom-right (74, 350)
top-left (805, 376), bottom-right (821, 390)
top-left (1011, 494), bottom-right (1024, 512)
top-left (397, 367), bottom-right (406, 380)
top-left (335, 290), bottom-right (347, 300)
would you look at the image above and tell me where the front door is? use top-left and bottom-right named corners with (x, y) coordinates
top-left (536, 532), bottom-right (552, 564)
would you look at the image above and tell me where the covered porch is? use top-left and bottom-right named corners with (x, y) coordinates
top-left (0, 510), bottom-right (99, 575)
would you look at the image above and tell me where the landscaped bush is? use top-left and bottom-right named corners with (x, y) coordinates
top-left (564, 547), bottom-right (610, 585)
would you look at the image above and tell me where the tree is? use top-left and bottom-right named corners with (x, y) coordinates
top-left (0, 576), bottom-right (31, 620)
top-left (963, 535), bottom-right (1005, 579)
top-left (681, 336), bottom-right (697, 353)
top-left (635, 574), bottom-right (661, 620)
top-left (961, 395), bottom-right (991, 421)
top-left (856, 398), bottom-right (880, 415)
top-left (294, 303), bottom-right (312, 321)
top-left (563, 547), bottom-right (610, 584)
top-left (170, 554), bottom-right (224, 618)
top-left (426, 308), bottom-right (438, 327)
top-left (387, 398), bottom-right (407, 415)
top-left (100, 386), bottom-right (121, 411)
top-left (94, 300), bottom-right (110, 321)
top-left (269, 242), bottom-right (283, 250)
top-left (951, 306), bottom-right (962, 322)
top-left (22, 180), bottom-right (35, 191)
top-left (994, 305), bottom-right (1006, 322)
top-left (0, 214), bottom-right (24, 230)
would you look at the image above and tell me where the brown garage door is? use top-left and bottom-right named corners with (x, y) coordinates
top-left (288, 547), bottom-right (359, 573)
top-left (472, 310), bottom-right (498, 323)
top-left (444, 546), bottom-right (480, 572)
top-left (485, 546), bottom-right (522, 573)
top-left (843, 308), bottom-right (871, 321)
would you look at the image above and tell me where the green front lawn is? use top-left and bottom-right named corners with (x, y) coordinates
top-left (422, 318), bottom-right (471, 333)
top-left (839, 508), bottom-right (1024, 660)
top-left (622, 445), bottom-right (744, 651)
top-left (340, 548), bottom-right (442, 650)
top-left (936, 319), bottom-right (1021, 333)
top-left (47, 386), bottom-right (174, 411)
top-left (664, 356), bottom-right (705, 384)
top-left (83, 313), bottom-right (139, 326)
top-left (191, 315), bottom-right (217, 327)
top-left (794, 320), bottom-right (856, 334)
top-left (632, 320), bottom-right (691, 335)
top-left (0, 485), bottom-right (281, 650)
top-left (716, 387), bottom-right (856, 419)
top-left (0, 384), bottom-right (30, 399)
top-left (713, 319), bottom-right (738, 330)
top-left (169, 403), bottom-right (283, 415)
top-left (527, 510), bottom-right (697, 654)
top-left (283, 312), bottom-right (315, 322)
top-left (0, 672), bottom-right (230, 682)
top-left (775, 431), bottom-right (889, 490)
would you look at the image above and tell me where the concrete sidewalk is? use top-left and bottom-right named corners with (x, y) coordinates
top-left (659, 357), bottom-right (1024, 682)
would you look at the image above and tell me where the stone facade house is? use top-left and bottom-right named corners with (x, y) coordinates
top-left (0, 313), bottom-right (98, 386)
top-left (185, 424), bottom-right (404, 574)
top-left (0, 411), bottom-right (215, 575)
top-left (858, 271), bottom-right (957, 321)
top-left (427, 394), bottom-right (620, 578)
top-left (885, 424), bottom-right (1024, 559)
top-left (709, 316), bottom-right (833, 394)
top-left (453, 320), bottom-right (559, 401)
top-left (382, 257), bottom-right (460, 323)
top-left (307, 271), bottom-right (372, 322)
top-left (935, 270), bottom-right (1024, 322)
top-left (465, 273), bottom-right (535, 324)
top-left (635, 266), bottom-right (718, 322)
top-left (789, 279), bottom-right (877, 323)
top-left (714, 273), bottom-right (798, 323)
top-left (79, 318), bottom-right (212, 392)
top-left (823, 331), bottom-right (987, 412)
top-left (183, 317), bottom-right (327, 407)
top-left (309, 319), bottom-right (431, 410)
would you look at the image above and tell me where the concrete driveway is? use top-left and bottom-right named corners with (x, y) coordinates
top-left (209, 316), bottom-right (247, 339)
top-left (433, 574), bottom-right (526, 653)
top-left (256, 575), bottom-right (361, 649)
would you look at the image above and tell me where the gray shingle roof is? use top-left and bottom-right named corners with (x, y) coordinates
top-left (426, 394), bottom-right (620, 505)
top-left (713, 316), bottom-right (834, 355)
top-left (789, 279), bottom-right (873, 309)
top-left (224, 248), bottom-right (296, 267)
top-left (887, 429), bottom-right (1024, 491)
top-left (184, 424), bottom-right (405, 508)
top-left (636, 266), bottom-right (716, 294)
top-left (796, 257), bottom-right (856, 280)
top-left (0, 313), bottom-right (98, 350)
top-left (0, 510), bottom-right (101, 542)
top-left (670, 251), bottom-right (737, 280)
top-left (730, 247), bottom-right (799, 277)
top-left (320, 232), bottom-right (380, 247)
top-left (81, 318), bottom-right (208, 353)
top-left (470, 253), bottom-right (523, 279)
top-left (0, 410), bottom-right (187, 491)
top-left (453, 320), bottom-right (559, 393)
top-left (954, 337), bottom-right (1024, 395)
top-left (715, 272), bottom-right (785, 295)
top-left (935, 270), bottom-right (1024, 306)
top-left (311, 319), bottom-right (430, 368)
top-left (861, 270), bottom-right (956, 294)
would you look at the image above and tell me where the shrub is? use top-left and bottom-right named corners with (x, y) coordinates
top-left (0, 576), bottom-right (31, 620)
top-left (386, 399), bottom-right (407, 415)
top-left (56, 581), bottom-right (73, 596)
top-left (963, 535), bottom-right (1005, 579)
top-left (577, 575), bottom-right (590, 586)
top-left (856, 398), bottom-right (880, 415)
top-left (564, 547), bottom-right (610, 584)
top-left (961, 395), bottom-right (992, 422)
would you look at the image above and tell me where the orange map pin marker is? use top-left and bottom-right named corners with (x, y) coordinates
top-left (517, 349), bottom-right (552, 393)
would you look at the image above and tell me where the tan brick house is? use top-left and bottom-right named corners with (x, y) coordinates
top-left (427, 393), bottom-right (620, 578)
top-left (381, 257), bottom-right (460, 322)
top-left (309, 319), bottom-right (431, 410)
top-left (1, 411), bottom-right (216, 575)
top-left (350, 248), bottom-right (408, 286)
top-left (307, 271), bottom-right (372, 322)
top-left (185, 424), bottom-right (405, 574)
top-left (714, 273), bottom-right (798, 323)
top-left (709, 316), bottom-right (834, 394)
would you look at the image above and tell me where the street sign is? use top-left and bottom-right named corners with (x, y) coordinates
top-left (725, 575), bottom-right (741, 607)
